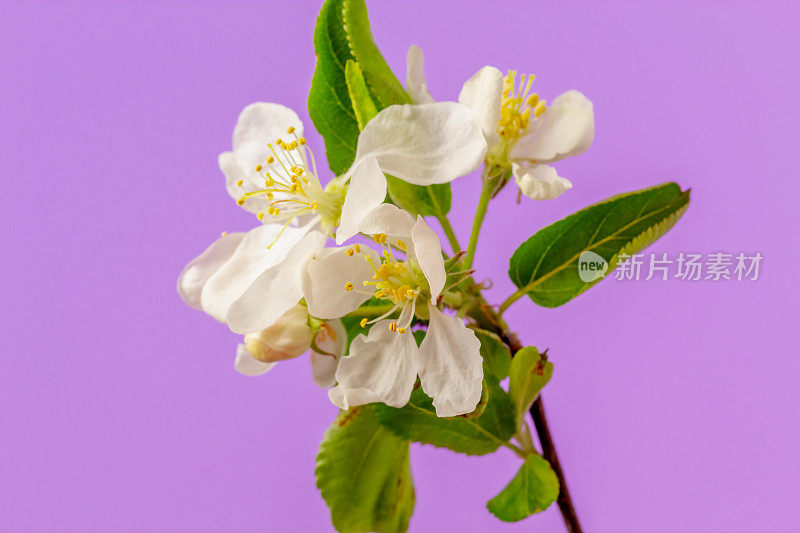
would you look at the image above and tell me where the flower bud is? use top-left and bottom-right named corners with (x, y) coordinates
top-left (244, 305), bottom-right (313, 363)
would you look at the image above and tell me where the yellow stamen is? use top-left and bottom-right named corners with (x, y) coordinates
top-left (344, 282), bottom-right (354, 292)
top-left (360, 318), bottom-right (368, 328)
top-left (286, 126), bottom-right (295, 134)
top-left (496, 71), bottom-right (546, 140)
top-left (256, 212), bottom-right (264, 220)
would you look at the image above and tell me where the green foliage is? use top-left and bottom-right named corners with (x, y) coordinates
top-left (471, 328), bottom-right (512, 381)
top-left (373, 382), bottom-right (516, 456)
top-left (341, 0), bottom-right (410, 108)
top-left (308, 0), bottom-right (360, 175)
top-left (507, 347), bottom-right (552, 429)
top-left (316, 407), bottom-right (415, 533)
top-left (309, 0), bottom-right (451, 217)
top-left (308, 0), bottom-right (410, 175)
top-left (386, 177), bottom-right (452, 218)
top-left (344, 60), bottom-right (378, 129)
top-left (509, 182), bottom-right (690, 307)
top-left (486, 454), bottom-right (560, 522)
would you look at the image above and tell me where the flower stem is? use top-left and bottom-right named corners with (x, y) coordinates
top-left (436, 214), bottom-right (461, 254)
top-left (464, 182), bottom-right (493, 269)
top-left (498, 286), bottom-right (528, 314)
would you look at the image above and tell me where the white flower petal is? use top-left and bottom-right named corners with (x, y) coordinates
top-left (178, 232), bottom-right (246, 311)
top-left (232, 102), bottom-right (303, 151)
top-left (510, 90), bottom-right (594, 163)
top-left (200, 223), bottom-right (314, 322)
top-left (316, 318), bottom-right (347, 357)
top-left (304, 245), bottom-right (378, 319)
top-left (357, 203), bottom-right (415, 238)
top-left (458, 66), bottom-right (504, 148)
top-left (311, 352), bottom-right (339, 389)
top-left (234, 343), bottom-right (276, 376)
top-left (336, 157), bottom-right (387, 244)
top-left (328, 320), bottom-right (419, 409)
top-left (226, 230), bottom-right (326, 334)
top-left (513, 163), bottom-right (573, 200)
top-left (406, 45), bottom-right (435, 104)
top-left (354, 102), bottom-right (486, 186)
top-left (411, 216), bottom-right (446, 303)
top-left (418, 305), bottom-right (483, 417)
top-left (220, 150), bottom-right (271, 215)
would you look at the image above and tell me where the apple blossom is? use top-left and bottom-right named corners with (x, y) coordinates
top-left (178, 100), bottom-right (486, 335)
top-left (302, 206), bottom-right (483, 417)
top-left (407, 45), bottom-right (595, 200)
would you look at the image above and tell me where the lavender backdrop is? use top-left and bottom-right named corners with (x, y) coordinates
top-left (2, 1), bottom-right (798, 531)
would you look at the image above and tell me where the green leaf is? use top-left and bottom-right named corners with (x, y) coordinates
top-left (341, 0), bottom-right (411, 109)
top-left (309, 0), bottom-right (410, 175)
top-left (311, 0), bottom-right (447, 219)
top-left (471, 327), bottom-right (512, 381)
top-left (486, 454), bottom-right (560, 522)
top-left (373, 382), bottom-right (516, 456)
top-left (308, 0), bottom-right (360, 175)
top-left (345, 60), bottom-right (378, 129)
top-left (386, 177), bottom-right (452, 218)
top-left (316, 407), bottom-right (415, 533)
top-left (507, 347), bottom-right (552, 429)
top-left (342, 54), bottom-right (451, 219)
top-left (509, 182), bottom-right (690, 308)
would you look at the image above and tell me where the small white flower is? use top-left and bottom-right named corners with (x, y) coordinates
top-left (407, 45), bottom-right (595, 200)
top-left (179, 101), bottom-right (486, 334)
top-left (233, 304), bottom-right (345, 390)
top-left (303, 207), bottom-right (483, 417)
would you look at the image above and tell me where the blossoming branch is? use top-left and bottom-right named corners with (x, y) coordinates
top-left (177, 1), bottom-right (689, 531)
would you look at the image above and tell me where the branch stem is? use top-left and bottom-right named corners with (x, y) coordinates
top-left (530, 397), bottom-right (583, 533)
top-left (467, 299), bottom-right (582, 532)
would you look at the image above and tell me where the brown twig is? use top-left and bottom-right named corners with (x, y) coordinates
top-left (530, 397), bottom-right (583, 533)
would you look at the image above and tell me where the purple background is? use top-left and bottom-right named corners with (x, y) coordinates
top-left (2, 1), bottom-right (798, 531)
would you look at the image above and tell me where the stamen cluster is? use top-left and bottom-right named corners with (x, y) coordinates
top-left (342, 234), bottom-right (425, 335)
top-left (498, 71), bottom-right (547, 141)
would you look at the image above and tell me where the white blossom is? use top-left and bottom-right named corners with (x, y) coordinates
top-left (303, 206), bottom-right (483, 417)
top-left (179, 101), bottom-right (487, 334)
top-left (407, 45), bottom-right (594, 200)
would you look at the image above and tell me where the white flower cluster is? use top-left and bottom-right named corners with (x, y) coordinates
top-left (178, 47), bottom-right (594, 417)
